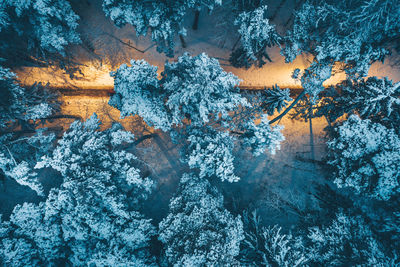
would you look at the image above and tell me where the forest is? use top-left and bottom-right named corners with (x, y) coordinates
top-left (0, 0), bottom-right (400, 266)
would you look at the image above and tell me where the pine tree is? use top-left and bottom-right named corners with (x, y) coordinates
top-left (1, 115), bottom-right (157, 266)
top-left (327, 77), bottom-right (400, 127)
top-left (307, 212), bottom-right (391, 266)
top-left (262, 85), bottom-right (292, 116)
top-left (0, 0), bottom-right (80, 69)
top-left (108, 59), bottom-right (171, 131)
top-left (230, 5), bottom-right (280, 68)
top-left (241, 114), bottom-right (284, 157)
top-left (159, 173), bottom-right (244, 266)
top-left (240, 210), bottom-right (308, 266)
top-left (184, 126), bottom-right (238, 182)
top-left (110, 53), bottom-right (285, 182)
top-left (328, 115), bottom-right (400, 200)
top-left (0, 67), bottom-right (59, 195)
top-left (162, 53), bottom-right (247, 126)
top-left (282, 1), bottom-right (399, 77)
top-left (103, 0), bottom-right (222, 56)
top-left (276, 0), bottom-right (400, 119)
top-left (109, 53), bottom-right (247, 130)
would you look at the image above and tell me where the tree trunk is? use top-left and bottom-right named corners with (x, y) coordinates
top-left (179, 34), bottom-right (187, 48)
top-left (192, 10), bottom-right (200, 30)
top-left (232, 36), bottom-right (241, 51)
top-left (309, 109), bottom-right (315, 162)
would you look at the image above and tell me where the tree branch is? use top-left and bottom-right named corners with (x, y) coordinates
top-left (269, 90), bottom-right (306, 124)
top-left (102, 32), bottom-right (145, 53)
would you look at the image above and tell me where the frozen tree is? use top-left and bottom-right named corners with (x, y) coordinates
top-left (162, 53), bottom-right (247, 126)
top-left (0, 203), bottom-right (63, 266)
top-left (182, 115), bottom-right (284, 182)
top-left (299, 62), bottom-right (332, 100)
top-left (0, 67), bottom-right (26, 128)
top-left (0, 115), bottom-right (157, 266)
top-left (111, 53), bottom-right (285, 182)
top-left (230, 5), bottom-right (280, 68)
top-left (275, 0), bottom-right (400, 120)
top-left (282, 1), bottom-right (399, 77)
top-left (110, 53), bottom-right (247, 129)
top-left (103, 0), bottom-right (185, 56)
top-left (108, 59), bottom-right (171, 131)
top-left (1, 190), bottom-right (156, 266)
top-left (325, 77), bottom-right (400, 126)
top-left (0, 67), bottom-right (59, 195)
top-left (241, 114), bottom-right (284, 156)
top-left (0, 129), bottom-right (55, 196)
top-left (36, 114), bottom-right (154, 202)
top-left (307, 212), bottom-right (391, 266)
top-left (240, 211), bottom-right (308, 266)
top-left (264, 62), bottom-right (333, 125)
top-left (0, 0), bottom-right (80, 68)
top-left (159, 173), bottom-right (244, 266)
top-left (262, 85), bottom-right (292, 116)
top-left (103, 0), bottom-right (221, 56)
top-left (184, 126), bottom-right (238, 182)
top-left (328, 115), bottom-right (400, 200)
top-left (0, 67), bottom-right (58, 128)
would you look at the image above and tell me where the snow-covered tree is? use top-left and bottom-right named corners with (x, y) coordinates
top-left (0, 129), bottom-right (55, 196)
top-left (159, 173), bottom-right (244, 266)
top-left (241, 114), bottom-right (284, 156)
top-left (275, 0), bottom-right (400, 119)
top-left (262, 85), bottom-right (292, 116)
top-left (307, 212), bottom-right (392, 266)
top-left (240, 210), bottom-right (308, 266)
top-left (0, 67), bottom-right (23, 128)
top-left (110, 52), bottom-right (247, 129)
top-left (108, 59), bottom-right (171, 131)
top-left (103, 0), bottom-right (221, 56)
top-left (230, 5), bottom-right (280, 68)
top-left (0, 67), bottom-right (59, 128)
top-left (0, 0), bottom-right (80, 68)
top-left (0, 203), bottom-right (63, 266)
top-left (36, 114), bottom-right (154, 203)
top-left (184, 126), bottom-right (238, 182)
top-left (282, 1), bottom-right (398, 77)
top-left (162, 53), bottom-right (247, 126)
top-left (1, 114), bottom-right (157, 266)
top-left (103, 0), bottom-right (185, 56)
top-left (325, 77), bottom-right (400, 126)
top-left (328, 115), bottom-right (400, 200)
top-left (110, 53), bottom-right (285, 182)
top-left (0, 67), bottom-right (59, 196)
top-left (299, 62), bottom-right (332, 100)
